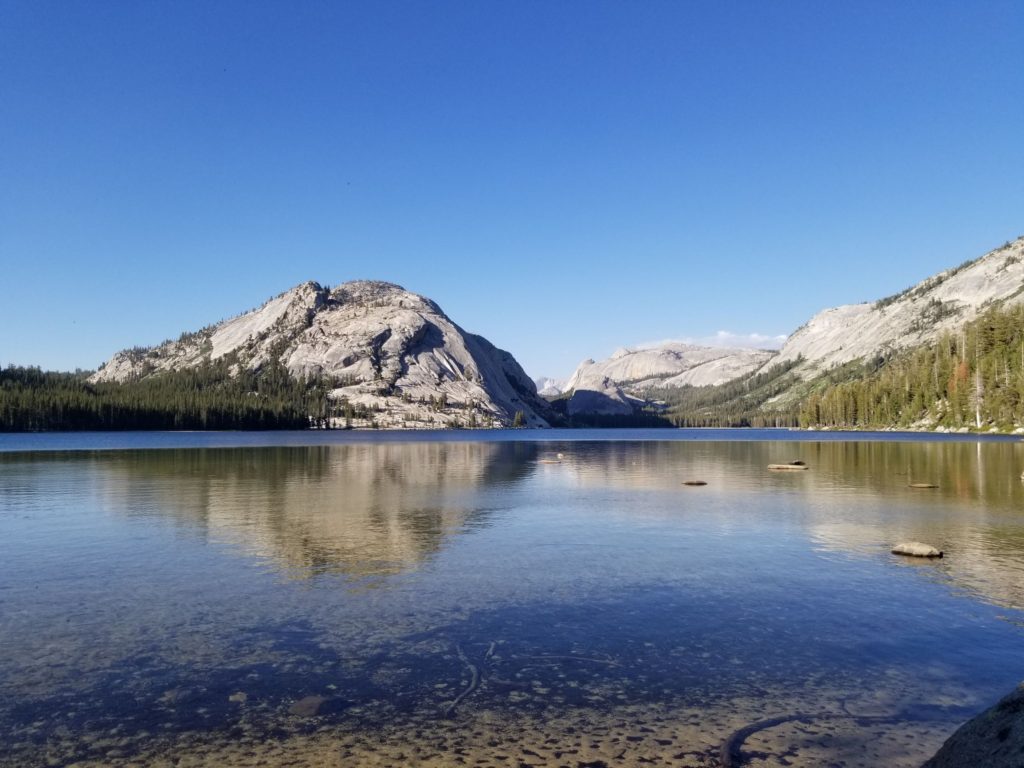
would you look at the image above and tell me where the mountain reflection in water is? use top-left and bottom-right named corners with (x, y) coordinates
top-left (92, 443), bottom-right (539, 579)
top-left (1, 435), bottom-right (1023, 768)
top-left (85, 439), bottom-right (1024, 608)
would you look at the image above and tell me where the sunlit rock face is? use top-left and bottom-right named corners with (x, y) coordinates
top-left (768, 236), bottom-right (1024, 376)
top-left (562, 343), bottom-right (776, 415)
top-left (91, 280), bottom-right (550, 428)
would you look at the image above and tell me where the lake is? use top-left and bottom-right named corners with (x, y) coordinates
top-left (2, 429), bottom-right (1023, 767)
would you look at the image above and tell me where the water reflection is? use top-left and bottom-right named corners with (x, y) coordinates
top-left (535, 440), bottom-right (1024, 610)
top-left (1, 438), bottom-right (1023, 768)
top-left (541, 439), bottom-right (1024, 507)
top-left (92, 442), bottom-right (540, 578)
top-left (31, 437), bottom-right (1024, 604)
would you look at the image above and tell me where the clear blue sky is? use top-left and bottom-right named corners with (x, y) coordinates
top-left (2, 1), bottom-right (1021, 379)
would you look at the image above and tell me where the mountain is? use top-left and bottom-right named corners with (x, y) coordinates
top-left (793, 299), bottom-right (1024, 432)
top-left (92, 280), bottom-right (551, 429)
top-left (561, 343), bottom-right (777, 416)
top-left (532, 376), bottom-right (566, 397)
top-left (768, 236), bottom-right (1024, 378)
top-left (652, 235), bottom-right (1024, 430)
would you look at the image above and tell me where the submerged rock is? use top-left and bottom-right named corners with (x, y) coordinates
top-left (289, 695), bottom-right (327, 717)
top-left (287, 693), bottom-right (349, 717)
top-left (891, 542), bottom-right (943, 558)
top-left (922, 683), bottom-right (1024, 767)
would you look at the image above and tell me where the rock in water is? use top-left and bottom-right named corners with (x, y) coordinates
top-left (891, 541), bottom-right (943, 558)
top-left (922, 683), bottom-right (1024, 767)
top-left (289, 695), bottom-right (327, 717)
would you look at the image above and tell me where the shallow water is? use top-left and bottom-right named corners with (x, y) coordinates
top-left (1, 431), bottom-right (1023, 767)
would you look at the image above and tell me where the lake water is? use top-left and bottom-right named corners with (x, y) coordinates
top-left (2, 430), bottom-right (1023, 767)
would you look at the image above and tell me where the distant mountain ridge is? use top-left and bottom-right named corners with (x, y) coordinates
top-left (93, 280), bottom-right (551, 428)
top-left (62, 235), bottom-right (1024, 430)
top-left (532, 376), bottom-right (566, 397)
top-left (560, 343), bottom-right (777, 416)
top-left (554, 235), bottom-right (1024, 428)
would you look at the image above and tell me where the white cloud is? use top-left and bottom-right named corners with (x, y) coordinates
top-left (636, 331), bottom-right (787, 351)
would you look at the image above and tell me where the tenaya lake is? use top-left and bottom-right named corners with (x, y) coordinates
top-left (2, 429), bottom-right (1023, 767)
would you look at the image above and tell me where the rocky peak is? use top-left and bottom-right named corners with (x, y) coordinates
top-left (91, 279), bottom-right (551, 429)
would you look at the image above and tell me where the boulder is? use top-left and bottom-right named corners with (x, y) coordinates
top-left (922, 683), bottom-right (1024, 767)
top-left (891, 542), bottom-right (943, 558)
top-left (289, 694), bottom-right (328, 717)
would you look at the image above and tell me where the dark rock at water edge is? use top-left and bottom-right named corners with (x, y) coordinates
top-left (921, 683), bottom-right (1024, 767)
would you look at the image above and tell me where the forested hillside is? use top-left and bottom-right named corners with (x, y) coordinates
top-left (796, 303), bottom-right (1024, 431)
top-left (0, 356), bottom-right (339, 431)
top-left (648, 359), bottom-right (805, 427)
top-left (623, 303), bottom-right (1024, 432)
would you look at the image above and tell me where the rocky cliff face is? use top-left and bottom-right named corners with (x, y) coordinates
top-left (562, 343), bottom-right (777, 415)
top-left (769, 237), bottom-right (1024, 376)
top-left (92, 280), bottom-right (550, 428)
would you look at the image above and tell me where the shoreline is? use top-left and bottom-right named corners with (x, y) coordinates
top-left (2, 426), bottom-right (1023, 455)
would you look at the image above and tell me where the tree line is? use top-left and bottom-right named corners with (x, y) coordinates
top-left (646, 358), bottom-right (805, 428)
top-left (7, 302), bottom-right (1023, 432)
top-left (796, 303), bottom-right (1024, 430)
top-left (0, 355), bottom-right (340, 431)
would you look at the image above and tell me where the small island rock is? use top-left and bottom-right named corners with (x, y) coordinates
top-left (891, 541), bottom-right (943, 558)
